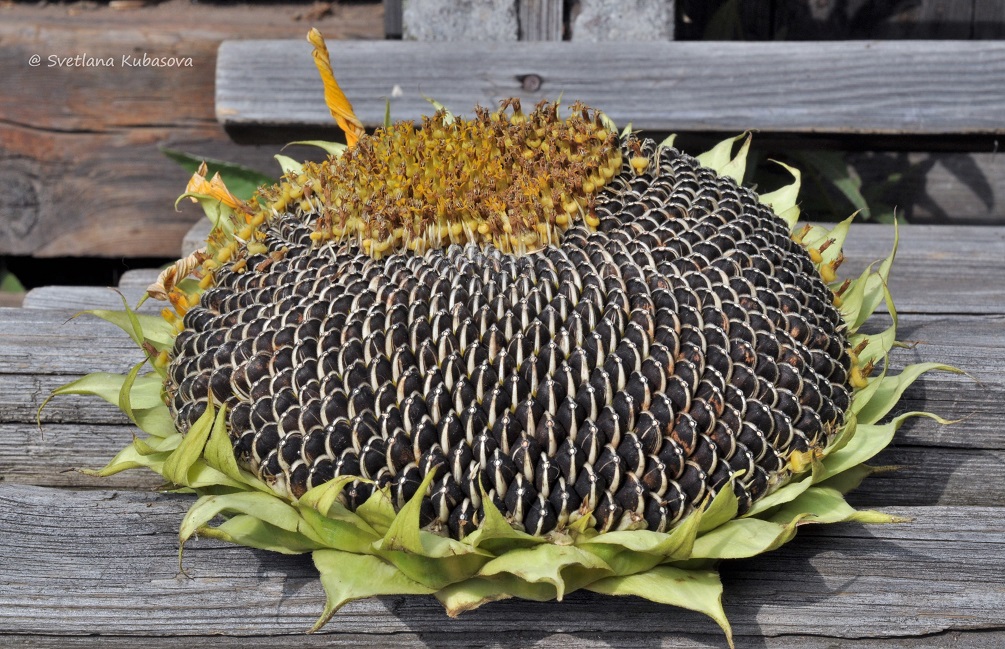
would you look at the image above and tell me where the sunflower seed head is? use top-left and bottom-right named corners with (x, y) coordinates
top-left (167, 133), bottom-right (851, 539)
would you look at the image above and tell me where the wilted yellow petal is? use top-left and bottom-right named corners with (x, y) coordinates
top-left (185, 166), bottom-right (242, 211)
top-left (146, 249), bottom-right (209, 302)
top-left (307, 28), bottom-right (365, 148)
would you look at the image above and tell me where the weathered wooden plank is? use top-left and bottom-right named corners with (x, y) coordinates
top-left (0, 485), bottom-right (1001, 642)
top-left (180, 221), bottom-right (1005, 315)
top-left (10, 309), bottom-right (1004, 453)
top-left (0, 422), bottom-right (165, 490)
top-left (0, 2), bottom-right (383, 258)
top-left (850, 151), bottom-right (1005, 225)
top-left (8, 409), bottom-right (1002, 506)
top-left (848, 446), bottom-right (1005, 508)
top-left (519, 0), bottom-right (564, 40)
top-left (10, 631), bottom-right (1005, 649)
top-left (3, 308), bottom-right (1002, 502)
top-left (384, 0), bottom-right (403, 39)
top-left (0, 307), bottom-right (143, 376)
top-left (118, 268), bottom-right (164, 290)
top-left (21, 286), bottom-right (159, 313)
top-left (216, 40), bottom-right (1005, 135)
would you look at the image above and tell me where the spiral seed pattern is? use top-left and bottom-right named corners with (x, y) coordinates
top-left (166, 137), bottom-right (851, 539)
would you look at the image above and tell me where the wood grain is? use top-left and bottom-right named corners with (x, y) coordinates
top-left (519, 0), bottom-right (564, 40)
top-left (0, 484), bottom-right (1001, 643)
top-left (3, 302), bottom-right (1002, 504)
top-left (216, 40), bottom-right (1005, 135)
top-left (0, 2), bottom-right (383, 258)
top-left (175, 222), bottom-right (1005, 315)
top-left (5, 220), bottom-right (1004, 645)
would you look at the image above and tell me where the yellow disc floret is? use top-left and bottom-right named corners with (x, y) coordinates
top-left (258, 99), bottom-right (621, 258)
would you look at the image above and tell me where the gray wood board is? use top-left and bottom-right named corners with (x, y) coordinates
top-left (519, 0), bottom-right (564, 40)
top-left (22, 286), bottom-right (161, 313)
top-left (180, 222), bottom-right (1005, 315)
top-left (28, 222), bottom-right (1005, 317)
top-left (9, 632), bottom-right (1005, 649)
top-left (3, 307), bottom-right (1003, 506)
top-left (4, 415), bottom-right (1000, 507)
top-left (1, 484), bottom-right (1002, 642)
top-left (216, 40), bottom-right (1005, 134)
top-left (4, 305), bottom-right (1003, 440)
top-left (118, 268), bottom-right (164, 289)
top-left (849, 151), bottom-right (1005, 224)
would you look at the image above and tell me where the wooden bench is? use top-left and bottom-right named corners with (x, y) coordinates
top-left (4, 224), bottom-right (1004, 646)
top-left (3, 38), bottom-right (1005, 647)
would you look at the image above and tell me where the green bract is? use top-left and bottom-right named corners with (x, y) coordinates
top-left (48, 130), bottom-right (953, 649)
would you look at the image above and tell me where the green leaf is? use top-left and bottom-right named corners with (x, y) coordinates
top-left (379, 469), bottom-right (438, 554)
top-left (579, 507), bottom-right (703, 575)
top-left (274, 154), bottom-right (303, 176)
top-left (699, 481), bottom-right (739, 533)
top-left (384, 98), bottom-right (392, 129)
top-left (202, 402), bottom-right (267, 491)
top-left (849, 286), bottom-right (898, 368)
top-left (477, 543), bottom-right (612, 601)
top-left (47, 371), bottom-right (163, 411)
top-left (843, 223), bottom-right (898, 332)
top-left (174, 192), bottom-right (237, 238)
top-left (299, 507), bottom-right (381, 554)
top-left (804, 215), bottom-right (855, 266)
top-left (587, 566), bottom-right (733, 647)
top-left (437, 574), bottom-right (558, 614)
top-left (815, 464), bottom-right (879, 495)
top-left (855, 362), bottom-right (962, 426)
top-left (697, 133), bottom-right (746, 177)
top-left (598, 112), bottom-right (618, 134)
top-left (718, 133), bottom-right (752, 185)
top-left (463, 486), bottom-right (544, 552)
top-left (132, 404), bottom-right (177, 439)
top-left (299, 475), bottom-right (357, 518)
top-left (821, 412), bottom-right (858, 459)
top-left (312, 550), bottom-right (435, 631)
top-left (79, 439), bottom-right (170, 477)
top-left (198, 514), bottom-right (322, 555)
top-left (179, 491), bottom-right (305, 549)
top-left (0, 266), bottom-right (24, 293)
top-left (161, 148), bottom-right (274, 200)
top-left (87, 308), bottom-right (142, 348)
top-left (423, 95), bottom-right (454, 124)
top-left (759, 160), bottom-right (802, 227)
top-left (435, 577), bottom-right (514, 616)
top-left (355, 485), bottom-right (397, 536)
top-left (743, 473), bottom-right (813, 518)
top-left (162, 400), bottom-right (215, 486)
top-left (693, 517), bottom-right (799, 560)
top-left (176, 459), bottom-right (246, 490)
top-left (821, 411), bottom-right (951, 481)
top-left (658, 133), bottom-right (678, 150)
top-left (117, 360), bottom-right (146, 425)
top-left (378, 543), bottom-right (490, 591)
top-left (770, 486), bottom-right (906, 526)
top-left (135, 315), bottom-right (177, 350)
top-left (288, 140), bottom-right (347, 157)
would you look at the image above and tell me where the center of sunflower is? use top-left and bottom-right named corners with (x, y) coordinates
top-left (271, 100), bottom-right (621, 258)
